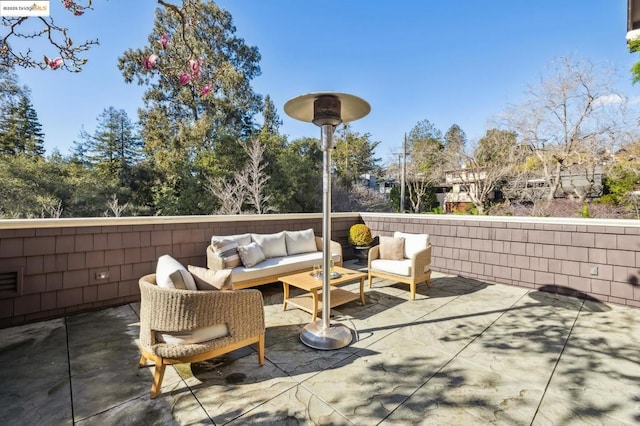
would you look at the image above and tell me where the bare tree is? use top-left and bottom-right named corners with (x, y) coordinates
top-left (445, 129), bottom-right (521, 214)
top-left (205, 171), bottom-right (247, 215)
top-left (239, 138), bottom-right (276, 214)
top-left (332, 183), bottom-right (391, 212)
top-left (39, 197), bottom-right (63, 218)
top-left (104, 194), bottom-right (129, 217)
top-left (205, 139), bottom-right (276, 215)
top-left (504, 57), bottom-right (628, 202)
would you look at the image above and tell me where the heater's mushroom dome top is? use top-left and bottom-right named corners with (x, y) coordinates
top-left (284, 92), bottom-right (370, 125)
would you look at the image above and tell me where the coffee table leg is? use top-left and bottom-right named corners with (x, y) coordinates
top-left (311, 289), bottom-right (319, 321)
top-left (282, 282), bottom-right (289, 311)
top-left (359, 277), bottom-right (365, 305)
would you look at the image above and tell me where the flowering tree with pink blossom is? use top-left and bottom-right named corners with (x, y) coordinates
top-left (117, 0), bottom-right (262, 213)
top-left (118, 1), bottom-right (260, 126)
top-left (1, 0), bottom-right (97, 72)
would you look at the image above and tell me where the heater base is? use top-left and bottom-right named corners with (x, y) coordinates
top-left (300, 320), bottom-right (353, 350)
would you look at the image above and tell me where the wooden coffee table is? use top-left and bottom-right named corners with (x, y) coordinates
top-left (280, 266), bottom-right (367, 321)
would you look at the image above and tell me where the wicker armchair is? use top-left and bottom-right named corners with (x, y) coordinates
top-left (138, 274), bottom-right (265, 398)
top-left (367, 243), bottom-right (432, 300)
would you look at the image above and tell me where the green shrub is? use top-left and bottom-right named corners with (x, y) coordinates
top-left (581, 203), bottom-right (590, 218)
top-left (348, 224), bottom-right (373, 246)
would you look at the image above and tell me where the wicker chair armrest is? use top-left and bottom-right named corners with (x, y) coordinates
top-left (411, 244), bottom-right (432, 277)
top-left (206, 245), bottom-right (226, 270)
top-left (368, 245), bottom-right (380, 270)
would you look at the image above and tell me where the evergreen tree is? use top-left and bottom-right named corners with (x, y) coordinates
top-left (87, 107), bottom-right (143, 180)
top-left (70, 126), bottom-right (91, 166)
top-left (273, 137), bottom-right (322, 212)
top-left (261, 95), bottom-right (282, 135)
top-left (444, 124), bottom-right (466, 166)
top-left (0, 92), bottom-right (45, 157)
top-left (333, 124), bottom-right (381, 187)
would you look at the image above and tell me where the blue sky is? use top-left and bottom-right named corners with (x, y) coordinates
top-left (13, 0), bottom-right (639, 165)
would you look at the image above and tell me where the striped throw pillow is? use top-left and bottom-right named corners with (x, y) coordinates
top-left (211, 238), bottom-right (241, 268)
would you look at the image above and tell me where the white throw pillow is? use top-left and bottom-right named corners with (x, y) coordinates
top-left (237, 242), bottom-right (266, 268)
top-left (157, 324), bottom-right (229, 345)
top-left (211, 233), bottom-right (251, 247)
top-left (210, 238), bottom-right (241, 268)
top-left (156, 255), bottom-right (197, 290)
top-left (285, 228), bottom-right (317, 255)
top-left (379, 236), bottom-right (405, 260)
top-left (393, 232), bottom-right (429, 259)
top-left (251, 232), bottom-right (287, 258)
top-left (187, 265), bottom-right (233, 290)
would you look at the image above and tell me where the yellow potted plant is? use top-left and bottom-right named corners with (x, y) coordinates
top-left (348, 224), bottom-right (374, 264)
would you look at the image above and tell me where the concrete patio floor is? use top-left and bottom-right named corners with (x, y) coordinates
top-left (1, 263), bottom-right (640, 425)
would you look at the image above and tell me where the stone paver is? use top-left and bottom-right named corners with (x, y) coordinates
top-left (1, 265), bottom-right (639, 425)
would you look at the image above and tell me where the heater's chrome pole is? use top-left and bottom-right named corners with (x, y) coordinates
top-left (321, 124), bottom-right (333, 331)
top-left (284, 92), bottom-right (370, 350)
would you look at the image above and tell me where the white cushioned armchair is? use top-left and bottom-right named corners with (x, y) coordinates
top-left (367, 232), bottom-right (432, 300)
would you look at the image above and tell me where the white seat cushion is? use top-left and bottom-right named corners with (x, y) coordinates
top-left (230, 251), bottom-right (340, 283)
top-left (285, 228), bottom-right (317, 255)
top-left (251, 232), bottom-right (287, 258)
top-left (156, 255), bottom-right (197, 290)
top-left (156, 324), bottom-right (229, 345)
top-left (393, 232), bottom-right (429, 259)
top-left (371, 259), bottom-right (412, 276)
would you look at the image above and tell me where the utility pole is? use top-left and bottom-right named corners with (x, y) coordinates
top-left (400, 133), bottom-right (407, 213)
top-left (393, 134), bottom-right (408, 213)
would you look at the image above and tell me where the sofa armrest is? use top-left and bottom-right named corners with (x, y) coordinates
top-left (411, 244), bottom-right (432, 276)
top-left (314, 236), bottom-right (344, 265)
top-left (206, 245), bottom-right (226, 270)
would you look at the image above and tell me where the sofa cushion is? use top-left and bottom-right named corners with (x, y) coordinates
top-left (251, 232), bottom-right (287, 258)
top-left (285, 228), bottom-right (317, 255)
top-left (379, 236), bottom-right (404, 260)
top-left (238, 242), bottom-right (266, 268)
top-left (230, 251), bottom-right (341, 284)
top-left (187, 265), bottom-right (232, 290)
top-left (156, 323), bottom-right (229, 345)
top-left (156, 255), bottom-right (197, 290)
top-left (371, 258), bottom-right (412, 276)
top-left (393, 232), bottom-right (429, 259)
top-left (211, 238), bottom-right (241, 268)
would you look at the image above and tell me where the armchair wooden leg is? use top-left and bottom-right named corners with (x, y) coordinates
top-left (257, 334), bottom-right (265, 366)
top-left (368, 272), bottom-right (373, 288)
top-left (410, 283), bottom-right (416, 300)
top-left (138, 354), bottom-right (147, 367)
top-left (150, 359), bottom-right (166, 399)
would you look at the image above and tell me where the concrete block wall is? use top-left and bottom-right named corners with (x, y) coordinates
top-left (0, 213), bottom-right (359, 327)
top-left (361, 213), bottom-right (640, 308)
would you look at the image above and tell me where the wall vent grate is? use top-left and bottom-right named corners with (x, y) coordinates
top-left (0, 269), bottom-right (23, 298)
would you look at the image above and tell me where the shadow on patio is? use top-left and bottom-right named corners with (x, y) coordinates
top-left (1, 270), bottom-right (639, 425)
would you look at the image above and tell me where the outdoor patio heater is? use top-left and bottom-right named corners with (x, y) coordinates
top-left (284, 92), bottom-right (370, 350)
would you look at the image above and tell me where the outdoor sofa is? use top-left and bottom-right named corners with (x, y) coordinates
top-left (206, 228), bottom-right (343, 289)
